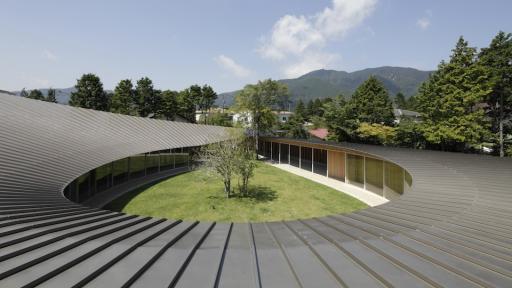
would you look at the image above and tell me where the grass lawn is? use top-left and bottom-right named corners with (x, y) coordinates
top-left (106, 163), bottom-right (368, 222)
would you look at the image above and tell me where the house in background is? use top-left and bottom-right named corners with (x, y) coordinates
top-left (308, 128), bottom-right (329, 140)
top-left (275, 111), bottom-right (294, 123)
top-left (393, 108), bottom-right (422, 124)
top-left (232, 110), bottom-right (293, 127)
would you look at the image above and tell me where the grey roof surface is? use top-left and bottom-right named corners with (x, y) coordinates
top-left (0, 93), bottom-right (511, 287)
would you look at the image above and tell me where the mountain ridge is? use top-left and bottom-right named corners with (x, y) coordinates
top-left (218, 66), bottom-right (432, 107)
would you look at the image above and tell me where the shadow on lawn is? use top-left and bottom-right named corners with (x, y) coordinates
top-left (208, 185), bottom-right (278, 203)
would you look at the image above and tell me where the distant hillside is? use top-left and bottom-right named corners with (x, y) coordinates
top-left (11, 87), bottom-right (75, 104)
top-left (217, 66), bottom-right (432, 107)
top-left (11, 87), bottom-right (113, 104)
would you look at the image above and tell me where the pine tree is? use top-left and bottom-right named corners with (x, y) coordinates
top-left (294, 99), bottom-right (306, 118)
top-left (46, 88), bottom-right (57, 103)
top-left (111, 79), bottom-right (136, 115)
top-left (305, 99), bottom-right (314, 120)
top-left (20, 88), bottom-right (28, 98)
top-left (177, 88), bottom-right (196, 122)
top-left (394, 92), bottom-right (406, 109)
top-left (201, 85), bottom-right (218, 123)
top-left (160, 90), bottom-right (178, 120)
top-left (350, 76), bottom-right (395, 125)
top-left (27, 89), bottom-right (45, 101)
top-left (416, 36), bottom-right (492, 151)
top-left (478, 31), bottom-right (512, 157)
top-left (235, 79), bottom-right (287, 148)
top-left (136, 77), bottom-right (160, 117)
top-left (324, 94), bottom-right (357, 142)
top-left (69, 74), bottom-right (109, 111)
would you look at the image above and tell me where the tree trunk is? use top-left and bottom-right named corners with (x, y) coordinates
top-left (224, 179), bottom-right (231, 198)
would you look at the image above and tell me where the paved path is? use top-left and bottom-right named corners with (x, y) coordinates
top-left (268, 162), bottom-right (388, 207)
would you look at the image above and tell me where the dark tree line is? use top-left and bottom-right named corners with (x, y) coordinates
top-left (21, 87), bottom-right (57, 103)
top-left (65, 73), bottom-right (218, 123)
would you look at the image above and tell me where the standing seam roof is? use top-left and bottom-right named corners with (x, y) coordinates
top-left (0, 93), bottom-right (511, 287)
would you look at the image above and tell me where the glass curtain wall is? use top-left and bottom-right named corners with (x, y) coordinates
top-left (113, 158), bottom-right (130, 184)
top-left (271, 142), bottom-right (280, 162)
top-left (384, 162), bottom-right (404, 199)
top-left (67, 149), bottom-right (193, 204)
top-left (300, 147), bottom-right (312, 171)
top-left (160, 152), bottom-right (174, 171)
top-left (312, 148), bottom-right (327, 176)
top-left (346, 154), bottom-right (364, 188)
top-left (76, 172), bottom-right (91, 202)
top-left (95, 163), bottom-right (113, 194)
top-left (280, 143), bottom-right (289, 164)
top-left (129, 155), bottom-right (146, 179)
top-left (365, 157), bottom-right (383, 196)
top-left (290, 145), bottom-right (300, 167)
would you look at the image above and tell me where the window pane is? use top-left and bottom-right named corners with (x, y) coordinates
top-left (130, 155), bottom-right (146, 179)
top-left (384, 161), bottom-right (404, 199)
top-left (271, 142), bottom-right (280, 162)
top-left (145, 154), bottom-right (160, 175)
top-left (113, 158), bottom-right (129, 184)
top-left (290, 145), bottom-right (300, 167)
top-left (280, 144), bottom-right (289, 164)
top-left (346, 154), bottom-right (364, 188)
top-left (404, 170), bottom-right (413, 193)
top-left (300, 147), bottom-right (312, 171)
top-left (95, 163), bottom-right (112, 193)
top-left (365, 157), bottom-right (383, 196)
top-left (175, 153), bottom-right (189, 168)
top-left (313, 148), bottom-right (327, 176)
top-left (160, 154), bottom-right (174, 171)
top-left (77, 172), bottom-right (91, 203)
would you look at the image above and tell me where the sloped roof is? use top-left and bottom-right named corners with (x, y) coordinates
top-left (0, 93), bottom-right (511, 287)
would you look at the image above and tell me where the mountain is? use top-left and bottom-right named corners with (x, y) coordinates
top-left (11, 87), bottom-right (76, 104)
top-left (11, 87), bottom-right (112, 104)
top-left (217, 66), bottom-right (432, 107)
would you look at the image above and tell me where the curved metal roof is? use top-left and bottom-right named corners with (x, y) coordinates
top-left (0, 93), bottom-right (511, 287)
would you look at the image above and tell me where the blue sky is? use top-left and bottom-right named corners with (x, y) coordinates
top-left (1, 0), bottom-right (510, 93)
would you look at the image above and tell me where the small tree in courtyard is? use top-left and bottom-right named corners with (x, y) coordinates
top-left (235, 136), bottom-right (257, 196)
top-left (198, 131), bottom-right (257, 198)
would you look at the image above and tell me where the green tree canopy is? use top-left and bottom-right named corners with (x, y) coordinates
top-left (294, 99), bottom-right (305, 119)
top-left (69, 73), bottom-right (109, 111)
top-left (416, 36), bottom-right (492, 151)
top-left (478, 31), bottom-right (512, 156)
top-left (394, 92), bottom-right (406, 108)
top-left (20, 88), bottom-right (28, 98)
top-left (160, 90), bottom-right (179, 120)
top-left (46, 88), bottom-right (57, 103)
top-left (177, 88), bottom-right (196, 122)
top-left (111, 79), bottom-right (136, 115)
top-left (27, 89), bottom-right (45, 101)
top-left (136, 77), bottom-right (161, 117)
top-left (350, 76), bottom-right (395, 125)
top-left (324, 95), bottom-right (358, 142)
top-left (235, 79), bottom-right (288, 145)
top-left (200, 85), bottom-right (218, 123)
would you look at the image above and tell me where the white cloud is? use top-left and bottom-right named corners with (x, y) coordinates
top-left (417, 18), bottom-right (430, 30)
top-left (42, 49), bottom-right (57, 61)
top-left (259, 0), bottom-right (377, 77)
top-left (259, 15), bottom-right (324, 60)
top-left (214, 55), bottom-right (252, 78)
top-left (417, 10), bottom-right (432, 30)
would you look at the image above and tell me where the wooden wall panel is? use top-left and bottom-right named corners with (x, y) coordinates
top-left (328, 150), bottom-right (345, 181)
